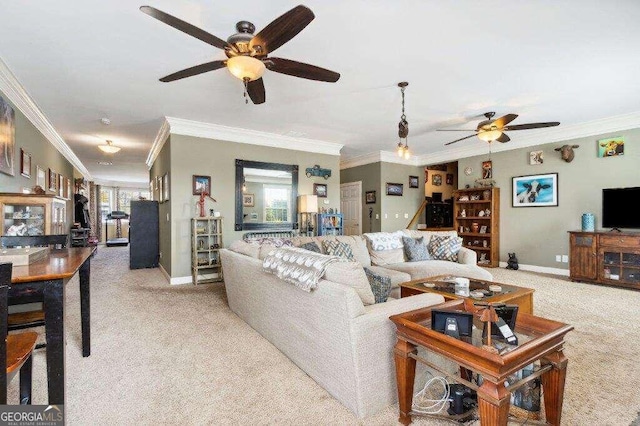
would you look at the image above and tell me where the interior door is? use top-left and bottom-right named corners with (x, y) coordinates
top-left (340, 182), bottom-right (362, 235)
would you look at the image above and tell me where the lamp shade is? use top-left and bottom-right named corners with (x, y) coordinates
top-left (477, 130), bottom-right (502, 142)
top-left (298, 194), bottom-right (318, 213)
top-left (98, 140), bottom-right (121, 153)
top-left (226, 56), bottom-right (266, 81)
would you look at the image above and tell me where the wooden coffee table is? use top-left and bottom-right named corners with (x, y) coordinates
top-left (400, 275), bottom-right (534, 314)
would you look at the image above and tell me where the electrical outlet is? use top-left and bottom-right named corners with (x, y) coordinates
top-left (404, 213), bottom-right (409, 219)
top-left (555, 255), bottom-right (561, 262)
top-left (562, 255), bottom-right (568, 263)
top-left (375, 214), bottom-right (379, 219)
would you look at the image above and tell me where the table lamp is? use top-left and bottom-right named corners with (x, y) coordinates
top-left (298, 195), bottom-right (318, 236)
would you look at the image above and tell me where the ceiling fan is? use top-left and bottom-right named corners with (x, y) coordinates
top-left (139, 5), bottom-right (340, 104)
top-left (438, 112), bottom-right (560, 145)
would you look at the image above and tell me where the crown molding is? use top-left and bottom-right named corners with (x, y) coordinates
top-left (146, 116), bottom-right (344, 167)
top-left (145, 118), bottom-right (171, 169)
top-left (0, 57), bottom-right (92, 179)
top-left (344, 111), bottom-right (640, 168)
top-left (92, 179), bottom-right (149, 189)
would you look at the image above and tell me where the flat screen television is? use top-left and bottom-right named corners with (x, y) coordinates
top-left (602, 187), bottom-right (640, 229)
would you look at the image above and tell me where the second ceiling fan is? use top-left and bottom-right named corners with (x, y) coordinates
top-left (439, 112), bottom-right (560, 145)
top-left (140, 4), bottom-right (340, 104)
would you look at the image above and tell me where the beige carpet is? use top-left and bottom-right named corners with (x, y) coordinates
top-left (7, 246), bottom-right (640, 425)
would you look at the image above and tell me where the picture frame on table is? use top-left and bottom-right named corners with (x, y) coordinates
top-left (192, 175), bottom-right (211, 195)
top-left (365, 190), bottom-right (376, 204)
top-left (479, 225), bottom-right (487, 234)
top-left (313, 183), bottom-right (328, 198)
top-left (20, 148), bottom-right (31, 178)
top-left (386, 182), bottom-right (403, 196)
top-left (409, 176), bottom-right (419, 188)
top-left (512, 173), bottom-right (558, 207)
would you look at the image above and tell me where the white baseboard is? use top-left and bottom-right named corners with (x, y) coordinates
top-left (159, 264), bottom-right (219, 285)
top-left (498, 262), bottom-right (570, 277)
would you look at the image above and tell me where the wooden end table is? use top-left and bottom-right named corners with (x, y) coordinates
top-left (390, 299), bottom-right (573, 425)
top-left (400, 275), bottom-right (535, 314)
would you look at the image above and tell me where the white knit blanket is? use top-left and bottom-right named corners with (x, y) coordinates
top-left (262, 246), bottom-right (338, 292)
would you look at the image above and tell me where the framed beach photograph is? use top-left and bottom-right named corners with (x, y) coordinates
top-left (409, 176), bottom-right (419, 188)
top-left (386, 182), bottom-right (403, 196)
top-left (192, 175), bottom-right (211, 195)
top-left (243, 193), bottom-right (255, 207)
top-left (365, 190), bottom-right (376, 204)
top-left (20, 148), bottom-right (31, 178)
top-left (313, 183), bottom-right (327, 198)
top-left (512, 173), bottom-right (558, 207)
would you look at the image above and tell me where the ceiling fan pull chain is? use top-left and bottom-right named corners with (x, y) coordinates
top-left (243, 78), bottom-right (249, 104)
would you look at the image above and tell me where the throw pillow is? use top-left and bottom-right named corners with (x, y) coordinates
top-left (299, 241), bottom-right (321, 253)
top-left (402, 236), bottom-right (431, 262)
top-left (322, 240), bottom-right (355, 261)
top-left (428, 235), bottom-right (463, 262)
top-left (364, 267), bottom-right (392, 303)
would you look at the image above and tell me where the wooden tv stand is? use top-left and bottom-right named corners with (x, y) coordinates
top-left (568, 231), bottom-right (640, 290)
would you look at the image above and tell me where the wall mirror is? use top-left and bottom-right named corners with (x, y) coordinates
top-left (235, 159), bottom-right (299, 231)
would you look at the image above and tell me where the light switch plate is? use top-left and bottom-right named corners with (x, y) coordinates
top-left (323, 199), bottom-right (330, 204)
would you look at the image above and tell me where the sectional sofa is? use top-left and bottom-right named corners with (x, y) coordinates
top-left (220, 230), bottom-right (493, 418)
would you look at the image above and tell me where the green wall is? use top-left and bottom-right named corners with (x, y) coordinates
top-left (341, 162), bottom-right (381, 233)
top-left (150, 136), bottom-right (171, 275)
top-left (166, 134), bottom-right (341, 280)
top-left (457, 128), bottom-right (639, 270)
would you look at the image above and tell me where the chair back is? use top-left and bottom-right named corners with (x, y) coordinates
top-left (0, 262), bottom-right (11, 403)
top-left (1, 234), bottom-right (68, 249)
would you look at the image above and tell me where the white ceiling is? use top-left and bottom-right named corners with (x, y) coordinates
top-left (1, 1), bottom-right (640, 185)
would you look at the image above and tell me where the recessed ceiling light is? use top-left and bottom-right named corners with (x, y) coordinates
top-left (97, 161), bottom-right (113, 166)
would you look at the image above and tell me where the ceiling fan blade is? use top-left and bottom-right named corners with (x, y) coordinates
top-left (140, 6), bottom-right (233, 51)
top-left (503, 122), bottom-right (561, 131)
top-left (159, 60), bottom-right (227, 82)
top-left (444, 134), bottom-right (477, 146)
top-left (496, 133), bottom-right (511, 143)
top-left (247, 78), bottom-right (266, 104)
top-left (249, 5), bottom-right (315, 55)
top-left (487, 113), bottom-right (518, 129)
top-left (436, 129), bottom-right (479, 132)
top-left (266, 57), bottom-right (340, 82)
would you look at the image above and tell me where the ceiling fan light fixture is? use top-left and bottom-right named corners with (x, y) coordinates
top-left (98, 140), bottom-right (121, 154)
top-left (226, 56), bottom-right (266, 81)
top-left (478, 129), bottom-right (502, 142)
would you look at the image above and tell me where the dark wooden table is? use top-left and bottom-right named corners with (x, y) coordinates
top-left (400, 275), bottom-right (535, 314)
top-left (390, 299), bottom-right (573, 426)
top-left (6, 246), bottom-right (95, 406)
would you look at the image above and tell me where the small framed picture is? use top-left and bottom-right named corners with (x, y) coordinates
top-left (149, 181), bottom-right (154, 201)
top-left (386, 182), bottom-right (403, 196)
top-left (512, 173), bottom-right (559, 207)
top-left (446, 173), bottom-right (454, 185)
top-left (163, 173), bottom-right (170, 202)
top-left (36, 165), bottom-right (46, 189)
top-left (313, 183), bottom-right (328, 198)
top-left (20, 148), bottom-right (31, 178)
top-left (479, 225), bottom-right (487, 234)
top-left (482, 160), bottom-right (493, 179)
top-left (48, 169), bottom-right (56, 192)
top-left (157, 175), bottom-right (164, 203)
top-left (365, 190), bottom-right (376, 204)
top-left (192, 175), bottom-right (211, 195)
top-left (529, 151), bottom-right (544, 165)
top-left (432, 174), bottom-right (442, 186)
top-left (597, 136), bottom-right (624, 157)
top-left (243, 193), bottom-right (255, 207)
top-left (409, 176), bottom-right (419, 188)
top-left (57, 174), bottom-right (64, 197)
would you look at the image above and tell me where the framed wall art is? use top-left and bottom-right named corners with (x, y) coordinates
top-left (193, 175), bottom-right (211, 195)
top-left (512, 173), bottom-right (558, 207)
top-left (20, 148), bottom-right (31, 178)
top-left (243, 193), bottom-right (255, 207)
top-left (431, 174), bottom-right (442, 186)
top-left (529, 151), bottom-right (543, 165)
top-left (597, 136), bottom-right (624, 157)
top-left (313, 183), bottom-right (327, 198)
top-left (36, 166), bottom-right (46, 189)
top-left (365, 190), bottom-right (376, 204)
top-left (409, 176), bottom-right (419, 188)
top-left (163, 173), bottom-right (170, 202)
top-left (482, 160), bottom-right (493, 179)
top-left (0, 95), bottom-right (15, 176)
top-left (446, 173), bottom-right (453, 185)
top-left (157, 175), bottom-right (163, 202)
top-left (386, 182), bottom-right (403, 196)
top-left (48, 168), bottom-right (56, 192)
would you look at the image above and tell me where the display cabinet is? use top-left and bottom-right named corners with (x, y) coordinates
top-left (0, 193), bottom-right (67, 236)
top-left (452, 187), bottom-right (500, 267)
top-left (317, 213), bottom-right (343, 236)
top-left (191, 217), bottom-right (224, 285)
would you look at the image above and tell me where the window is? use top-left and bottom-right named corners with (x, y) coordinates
top-left (100, 188), bottom-right (113, 221)
top-left (263, 186), bottom-right (290, 223)
top-left (100, 188), bottom-right (150, 220)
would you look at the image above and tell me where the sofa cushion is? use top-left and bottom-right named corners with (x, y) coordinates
top-left (363, 265), bottom-right (412, 288)
top-left (368, 248), bottom-right (404, 266)
top-left (262, 247), bottom-right (337, 292)
top-left (383, 259), bottom-right (493, 281)
top-left (322, 240), bottom-right (355, 261)
top-left (402, 229), bottom-right (458, 243)
top-left (228, 240), bottom-right (260, 259)
top-left (363, 231), bottom-right (404, 251)
top-left (299, 241), bottom-right (321, 253)
top-left (364, 267), bottom-right (392, 303)
top-left (402, 236), bottom-right (431, 262)
top-left (324, 261), bottom-right (375, 305)
top-left (428, 235), bottom-right (463, 262)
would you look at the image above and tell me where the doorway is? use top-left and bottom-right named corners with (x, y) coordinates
top-left (340, 181), bottom-right (362, 235)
